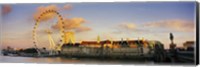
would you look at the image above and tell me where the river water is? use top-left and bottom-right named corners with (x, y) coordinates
top-left (0, 55), bottom-right (155, 64)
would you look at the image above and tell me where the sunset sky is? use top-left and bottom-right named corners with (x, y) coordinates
top-left (1, 2), bottom-right (196, 49)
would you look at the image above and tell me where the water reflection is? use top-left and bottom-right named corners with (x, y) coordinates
top-left (0, 55), bottom-right (154, 64)
top-left (0, 56), bottom-right (79, 63)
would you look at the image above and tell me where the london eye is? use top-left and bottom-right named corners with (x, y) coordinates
top-left (32, 10), bottom-right (65, 52)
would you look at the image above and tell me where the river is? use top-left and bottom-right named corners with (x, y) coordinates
top-left (0, 55), bottom-right (154, 64)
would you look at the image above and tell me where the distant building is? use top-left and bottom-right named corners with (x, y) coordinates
top-left (175, 41), bottom-right (195, 51)
top-left (183, 41), bottom-right (195, 50)
top-left (61, 31), bottom-right (154, 49)
top-left (80, 39), bottom-right (149, 48)
top-left (81, 41), bottom-right (101, 48)
top-left (62, 34), bottom-right (154, 49)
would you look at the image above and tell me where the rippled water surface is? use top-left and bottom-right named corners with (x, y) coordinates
top-left (0, 55), bottom-right (154, 64)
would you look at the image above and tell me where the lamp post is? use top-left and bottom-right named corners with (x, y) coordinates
top-left (169, 33), bottom-right (177, 62)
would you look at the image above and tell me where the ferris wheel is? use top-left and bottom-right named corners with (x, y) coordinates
top-left (32, 10), bottom-right (65, 51)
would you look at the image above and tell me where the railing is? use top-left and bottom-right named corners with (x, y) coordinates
top-left (176, 51), bottom-right (194, 62)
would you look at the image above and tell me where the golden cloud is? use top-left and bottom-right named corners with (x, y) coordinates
top-left (33, 4), bottom-right (72, 22)
top-left (112, 23), bottom-right (139, 34)
top-left (33, 5), bottom-right (59, 22)
top-left (33, 4), bottom-right (90, 33)
top-left (118, 23), bottom-right (137, 30)
top-left (52, 18), bottom-right (85, 29)
top-left (2, 5), bottom-right (12, 15)
top-left (145, 19), bottom-right (194, 32)
top-left (75, 26), bottom-right (91, 32)
top-left (52, 17), bottom-right (91, 32)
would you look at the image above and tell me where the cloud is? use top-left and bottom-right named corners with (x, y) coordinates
top-left (113, 19), bottom-right (194, 34)
top-left (52, 17), bottom-right (91, 32)
top-left (111, 23), bottom-right (138, 34)
top-left (33, 5), bottom-right (59, 22)
top-left (52, 17), bottom-right (85, 29)
top-left (75, 26), bottom-right (91, 32)
top-left (112, 23), bottom-right (143, 34)
top-left (63, 4), bottom-right (72, 10)
top-left (33, 4), bottom-right (72, 22)
top-left (33, 4), bottom-right (90, 33)
top-left (112, 30), bottom-right (123, 34)
top-left (144, 19), bottom-right (194, 32)
top-left (2, 5), bottom-right (12, 15)
top-left (118, 23), bottom-right (137, 30)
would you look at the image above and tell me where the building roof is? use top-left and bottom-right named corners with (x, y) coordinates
top-left (81, 41), bottom-right (99, 45)
top-left (183, 41), bottom-right (195, 46)
top-left (81, 40), bottom-right (146, 45)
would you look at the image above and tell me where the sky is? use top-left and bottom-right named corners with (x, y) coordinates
top-left (0, 2), bottom-right (196, 49)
